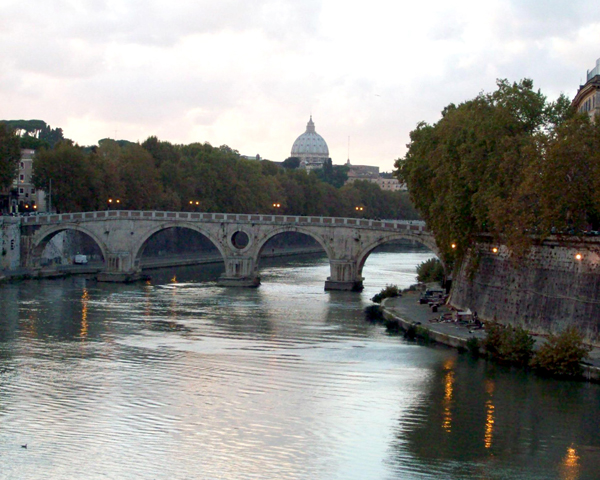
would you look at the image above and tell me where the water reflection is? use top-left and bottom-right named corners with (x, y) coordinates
top-left (442, 358), bottom-right (455, 434)
top-left (80, 288), bottom-right (89, 339)
top-left (392, 356), bottom-right (600, 478)
top-left (1, 251), bottom-right (599, 479)
top-left (484, 379), bottom-right (495, 449)
top-left (562, 445), bottom-right (581, 480)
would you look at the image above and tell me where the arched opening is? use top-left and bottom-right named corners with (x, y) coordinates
top-left (33, 228), bottom-right (105, 270)
top-left (357, 237), bottom-right (439, 299)
top-left (256, 231), bottom-right (329, 286)
top-left (136, 226), bottom-right (225, 283)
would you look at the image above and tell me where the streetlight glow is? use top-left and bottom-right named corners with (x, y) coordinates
top-left (575, 253), bottom-right (582, 261)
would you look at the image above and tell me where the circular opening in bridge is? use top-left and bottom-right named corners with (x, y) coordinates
top-left (231, 231), bottom-right (250, 249)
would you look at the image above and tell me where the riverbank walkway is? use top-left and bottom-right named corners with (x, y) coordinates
top-left (382, 291), bottom-right (600, 380)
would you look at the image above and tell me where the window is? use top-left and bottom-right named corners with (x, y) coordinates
top-left (20, 174), bottom-right (24, 181)
top-left (19, 188), bottom-right (23, 194)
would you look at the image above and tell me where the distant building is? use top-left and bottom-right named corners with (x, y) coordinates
top-left (345, 160), bottom-right (379, 180)
top-left (373, 177), bottom-right (407, 191)
top-left (241, 154), bottom-right (263, 161)
top-left (291, 117), bottom-right (330, 170)
top-left (345, 160), bottom-right (407, 191)
top-left (12, 149), bottom-right (47, 213)
top-left (573, 58), bottom-right (600, 118)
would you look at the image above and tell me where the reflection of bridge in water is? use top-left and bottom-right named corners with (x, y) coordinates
top-left (21, 211), bottom-right (437, 290)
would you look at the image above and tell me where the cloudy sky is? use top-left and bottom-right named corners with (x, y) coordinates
top-left (1, 0), bottom-right (599, 171)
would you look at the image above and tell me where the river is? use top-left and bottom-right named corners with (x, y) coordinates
top-left (0, 249), bottom-right (599, 479)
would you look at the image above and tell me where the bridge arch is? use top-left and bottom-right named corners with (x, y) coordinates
top-left (30, 224), bottom-right (108, 267)
top-left (132, 222), bottom-right (227, 266)
top-left (356, 232), bottom-right (440, 279)
top-left (252, 226), bottom-right (332, 265)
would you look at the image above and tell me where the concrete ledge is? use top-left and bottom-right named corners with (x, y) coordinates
top-left (381, 301), bottom-right (470, 349)
top-left (381, 297), bottom-right (600, 383)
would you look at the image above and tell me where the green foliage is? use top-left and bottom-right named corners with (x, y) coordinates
top-left (530, 326), bottom-right (592, 378)
top-left (0, 123), bottom-right (21, 190)
top-left (416, 258), bottom-right (444, 283)
top-left (482, 322), bottom-right (534, 366)
top-left (466, 337), bottom-right (481, 357)
top-left (395, 78), bottom-right (586, 269)
top-left (314, 159), bottom-right (349, 188)
top-left (364, 304), bottom-right (384, 322)
top-left (26, 132), bottom-right (420, 219)
top-left (3, 119), bottom-right (64, 147)
top-left (282, 157), bottom-right (300, 169)
top-left (371, 284), bottom-right (400, 303)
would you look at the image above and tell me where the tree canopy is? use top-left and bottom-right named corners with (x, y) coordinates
top-left (395, 79), bottom-right (589, 266)
top-left (0, 123), bottom-right (21, 190)
top-left (31, 137), bottom-right (419, 220)
top-left (2, 119), bottom-right (64, 149)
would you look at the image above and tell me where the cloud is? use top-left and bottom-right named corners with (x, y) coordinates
top-left (1, 0), bottom-right (599, 167)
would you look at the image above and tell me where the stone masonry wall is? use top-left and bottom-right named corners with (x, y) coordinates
top-left (1, 217), bottom-right (20, 271)
top-left (451, 237), bottom-right (600, 346)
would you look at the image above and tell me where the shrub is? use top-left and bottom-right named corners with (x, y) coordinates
top-left (416, 258), bottom-right (444, 283)
top-left (364, 304), bottom-right (384, 322)
top-left (384, 319), bottom-right (401, 334)
top-left (530, 326), bottom-right (592, 378)
top-left (466, 337), bottom-right (481, 357)
top-left (404, 323), bottom-right (417, 340)
top-left (371, 284), bottom-right (400, 303)
top-left (482, 322), bottom-right (534, 367)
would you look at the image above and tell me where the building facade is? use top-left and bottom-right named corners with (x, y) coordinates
top-left (11, 149), bottom-right (47, 213)
top-left (573, 58), bottom-right (600, 118)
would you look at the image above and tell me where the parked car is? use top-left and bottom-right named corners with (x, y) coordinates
top-left (74, 254), bottom-right (88, 264)
top-left (419, 289), bottom-right (445, 304)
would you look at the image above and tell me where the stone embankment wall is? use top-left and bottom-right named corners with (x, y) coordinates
top-left (0, 217), bottom-right (20, 271)
top-left (451, 236), bottom-right (600, 346)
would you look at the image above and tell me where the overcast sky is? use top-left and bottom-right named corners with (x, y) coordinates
top-left (1, 0), bottom-right (599, 171)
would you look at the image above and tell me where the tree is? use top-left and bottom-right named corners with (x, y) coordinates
top-left (0, 123), bottom-right (21, 190)
top-left (395, 79), bottom-right (573, 266)
top-left (32, 141), bottom-right (96, 212)
top-left (282, 157), bottom-right (300, 169)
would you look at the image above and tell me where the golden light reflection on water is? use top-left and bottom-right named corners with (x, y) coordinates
top-left (442, 358), bottom-right (455, 433)
top-left (484, 379), bottom-right (495, 449)
top-left (80, 288), bottom-right (89, 338)
top-left (560, 446), bottom-right (581, 480)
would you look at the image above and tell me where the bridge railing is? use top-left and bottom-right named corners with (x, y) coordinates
top-left (21, 210), bottom-right (428, 233)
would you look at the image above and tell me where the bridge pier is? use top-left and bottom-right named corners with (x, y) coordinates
top-left (97, 252), bottom-right (143, 283)
top-left (325, 260), bottom-right (364, 291)
top-left (217, 257), bottom-right (260, 288)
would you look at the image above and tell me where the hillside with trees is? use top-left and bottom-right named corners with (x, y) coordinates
top-left (30, 136), bottom-right (418, 219)
top-left (394, 79), bottom-right (596, 266)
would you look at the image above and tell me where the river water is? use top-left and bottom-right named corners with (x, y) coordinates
top-left (1, 250), bottom-right (599, 480)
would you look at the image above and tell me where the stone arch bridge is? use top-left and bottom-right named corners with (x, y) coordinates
top-left (20, 211), bottom-right (437, 291)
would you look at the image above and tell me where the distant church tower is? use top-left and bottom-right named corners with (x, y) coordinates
top-left (290, 116), bottom-right (330, 170)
